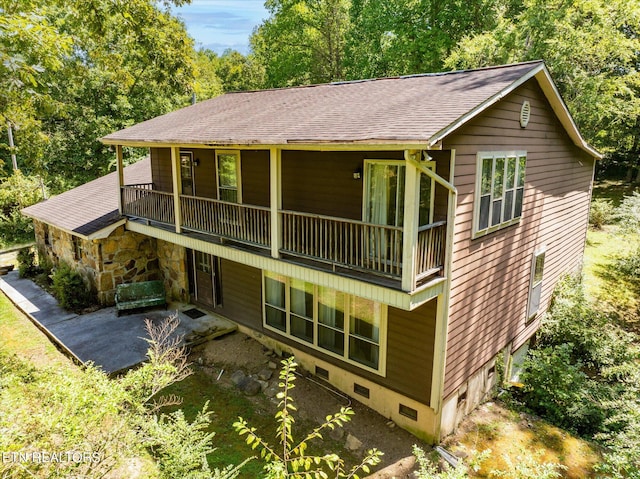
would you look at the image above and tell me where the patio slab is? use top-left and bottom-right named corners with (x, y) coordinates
top-left (0, 271), bottom-right (237, 373)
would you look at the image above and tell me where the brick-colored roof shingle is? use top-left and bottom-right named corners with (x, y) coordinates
top-left (22, 158), bottom-right (151, 237)
top-left (102, 62), bottom-right (543, 146)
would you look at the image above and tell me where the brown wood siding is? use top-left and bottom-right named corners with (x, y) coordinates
top-left (217, 259), bottom-right (263, 330)
top-left (150, 147), bottom-right (173, 192)
top-left (241, 150), bottom-right (270, 207)
top-left (385, 301), bottom-right (436, 402)
top-left (188, 149), bottom-right (217, 199)
top-left (281, 151), bottom-right (403, 219)
top-left (256, 293), bottom-right (436, 404)
top-left (443, 79), bottom-right (595, 398)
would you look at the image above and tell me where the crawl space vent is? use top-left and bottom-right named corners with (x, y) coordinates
top-left (520, 101), bottom-right (531, 128)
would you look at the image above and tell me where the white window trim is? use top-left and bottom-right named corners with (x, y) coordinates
top-left (527, 246), bottom-right (546, 321)
top-left (362, 159), bottom-right (405, 225)
top-left (179, 150), bottom-right (195, 196)
top-left (473, 150), bottom-right (526, 238)
top-left (262, 271), bottom-right (388, 376)
top-left (215, 149), bottom-right (242, 203)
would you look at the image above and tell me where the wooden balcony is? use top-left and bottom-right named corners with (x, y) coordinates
top-left (122, 185), bottom-right (175, 225)
top-left (121, 185), bottom-right (446, 287)
top-left (180, 195), bottom-right (271, 248)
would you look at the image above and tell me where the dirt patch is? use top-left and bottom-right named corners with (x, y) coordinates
top-left (441, 401), bottom-right (602, 478)
top-left (191, 330), bottom-right (429, 476)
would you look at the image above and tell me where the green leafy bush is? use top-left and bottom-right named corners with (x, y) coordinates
top-left (17, 247), bottom-right (39, 278)
top-left (234, 356), bottom-right (383, 479)
top-left (613, 247), bottom-right (640, 279)
top-left (0, 171), bottom-right (46, 247)
top-left (616, 191), bottom-right (640, 234)
top-left (0, 315), bottom-right (242, 478)
top-left (50, 262), bottom-right (93, 311)
top-left (518, 345), bottom-right (605, 436)
top-left (589, 198), bottom-right (614, 229)
top-left (516, 276), bottom-right (640, 474)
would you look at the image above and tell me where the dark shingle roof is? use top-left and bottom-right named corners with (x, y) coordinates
top-left (22, 158), bottom-right (151, 238)
top-left (102, 62), bottom-right (544, 146)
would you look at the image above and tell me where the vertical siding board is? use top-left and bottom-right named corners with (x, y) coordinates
top-left (217, 260), bottom-right (263, 329)
top-left (150, 147), bottom-right (173, 192)
top-left (443, 80), bottom-right (595, 398)
top-left (241, 150), bottom-right (271, 207)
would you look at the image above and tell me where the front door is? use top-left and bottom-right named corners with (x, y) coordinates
top-left (192, 250), bottom-right (220, 309)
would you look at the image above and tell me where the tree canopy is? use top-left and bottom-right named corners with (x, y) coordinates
top-left (2, 0), bottom-right (639, 200)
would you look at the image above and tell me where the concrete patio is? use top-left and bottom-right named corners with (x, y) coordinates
top-left (0, 270), bottom-right (237, 373)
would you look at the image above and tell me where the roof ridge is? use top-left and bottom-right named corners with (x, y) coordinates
top-left (223, 60), bottom-right (545, 95)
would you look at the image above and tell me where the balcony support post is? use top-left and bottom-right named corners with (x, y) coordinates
top-left (270, 147), bottom-right (282, 258)
top-left (402, 150), bottom-right (421, 292)
top-left (116, 145), bottom-right (124, 215)
top-left (170, 146), bottom-right (183, 234)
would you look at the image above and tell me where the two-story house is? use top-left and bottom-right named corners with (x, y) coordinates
top-left (24, 61), bottom-right (600, 441)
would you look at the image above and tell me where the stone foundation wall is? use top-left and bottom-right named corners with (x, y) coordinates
top-left (34, 220), bottom-right (100, 294)
top-left (99, 226), bottom-right (161, 305)
top-left (157, 239), bottom-right (188, 302)
top-left (33, 221), bottom-right (163, 306)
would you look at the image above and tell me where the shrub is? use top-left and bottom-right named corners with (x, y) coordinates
top-left (616, 191), bottom-right (640, 234)
top-left (17, 247), bottom-right (39, 278)
top-left (613, 247), bottom-right (640, 279)
top-left (516, 276), bottom-right (640, 473)
top-left (518, 345), bottom-right (606, 436)
top-left (234, 357), bottom-right (383, 479)
top-left (0, 171), bottom-right (46, 247)
top-left (50, 262), bottom-right (93, 311)
top-left (589, 198), bottom-right (614, 229)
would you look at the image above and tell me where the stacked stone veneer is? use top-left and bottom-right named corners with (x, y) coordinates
top-left (157, 238), bottom-right (189, 303)
top-left (33, 220), bottom-right (189, 306)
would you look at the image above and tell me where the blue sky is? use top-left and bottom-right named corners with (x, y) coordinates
top-left (171, 0), bottom-right (268, 54)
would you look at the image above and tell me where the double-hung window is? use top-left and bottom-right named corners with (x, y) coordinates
top-left (216, 151), bottom-right (241, 203)
top-left (263, 272), bottom-right (385, 374)
top-left (475, 151), bottom-right (526, 236)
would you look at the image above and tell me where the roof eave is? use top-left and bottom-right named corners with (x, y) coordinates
top-left (428, 63), bottom-right (602, 160)
top-left (100, 138), bottom-right (433, 151)
top-left (21, 209), bottom-right (125, 241)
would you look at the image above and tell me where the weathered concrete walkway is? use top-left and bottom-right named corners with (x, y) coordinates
top-left (0, 270), bottom-right (236, 373)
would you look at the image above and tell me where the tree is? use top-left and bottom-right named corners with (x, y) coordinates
top-left (445, 0), bottom-right (640, 173)
top-left (344, 0), bottom-right (509, 79)
top-left (216, 49), bottom-right (266, 92)
top-left (251, 0), bottom-right (350, 87)
top-left (0, 0), bottom-right (198, 187)
top-left (0, 0), bottom-right (72, 174)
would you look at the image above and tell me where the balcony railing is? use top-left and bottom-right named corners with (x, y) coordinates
top-left (121, 187), bottom-right (446, 286)
top-left (122, 186), bottom-right (175, 225)
top-left (281, 210), bottom-right (403, 278)
top-left (416, 221), bottom-right (446, 280)
top-left (180, 195), bottom-right (271, 248)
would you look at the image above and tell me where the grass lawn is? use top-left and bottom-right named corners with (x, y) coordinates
top-left (160, 368), bottom-right (273, 477)
top-left (584, 181), bottom-right (640, 329)
top-left (0, 291), bottom-right (70, 368)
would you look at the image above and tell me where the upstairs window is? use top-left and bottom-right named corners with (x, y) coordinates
top-left (216, 151), bottom-right (241, 203)
top-left (474, 151), bottom-right (526, 237)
